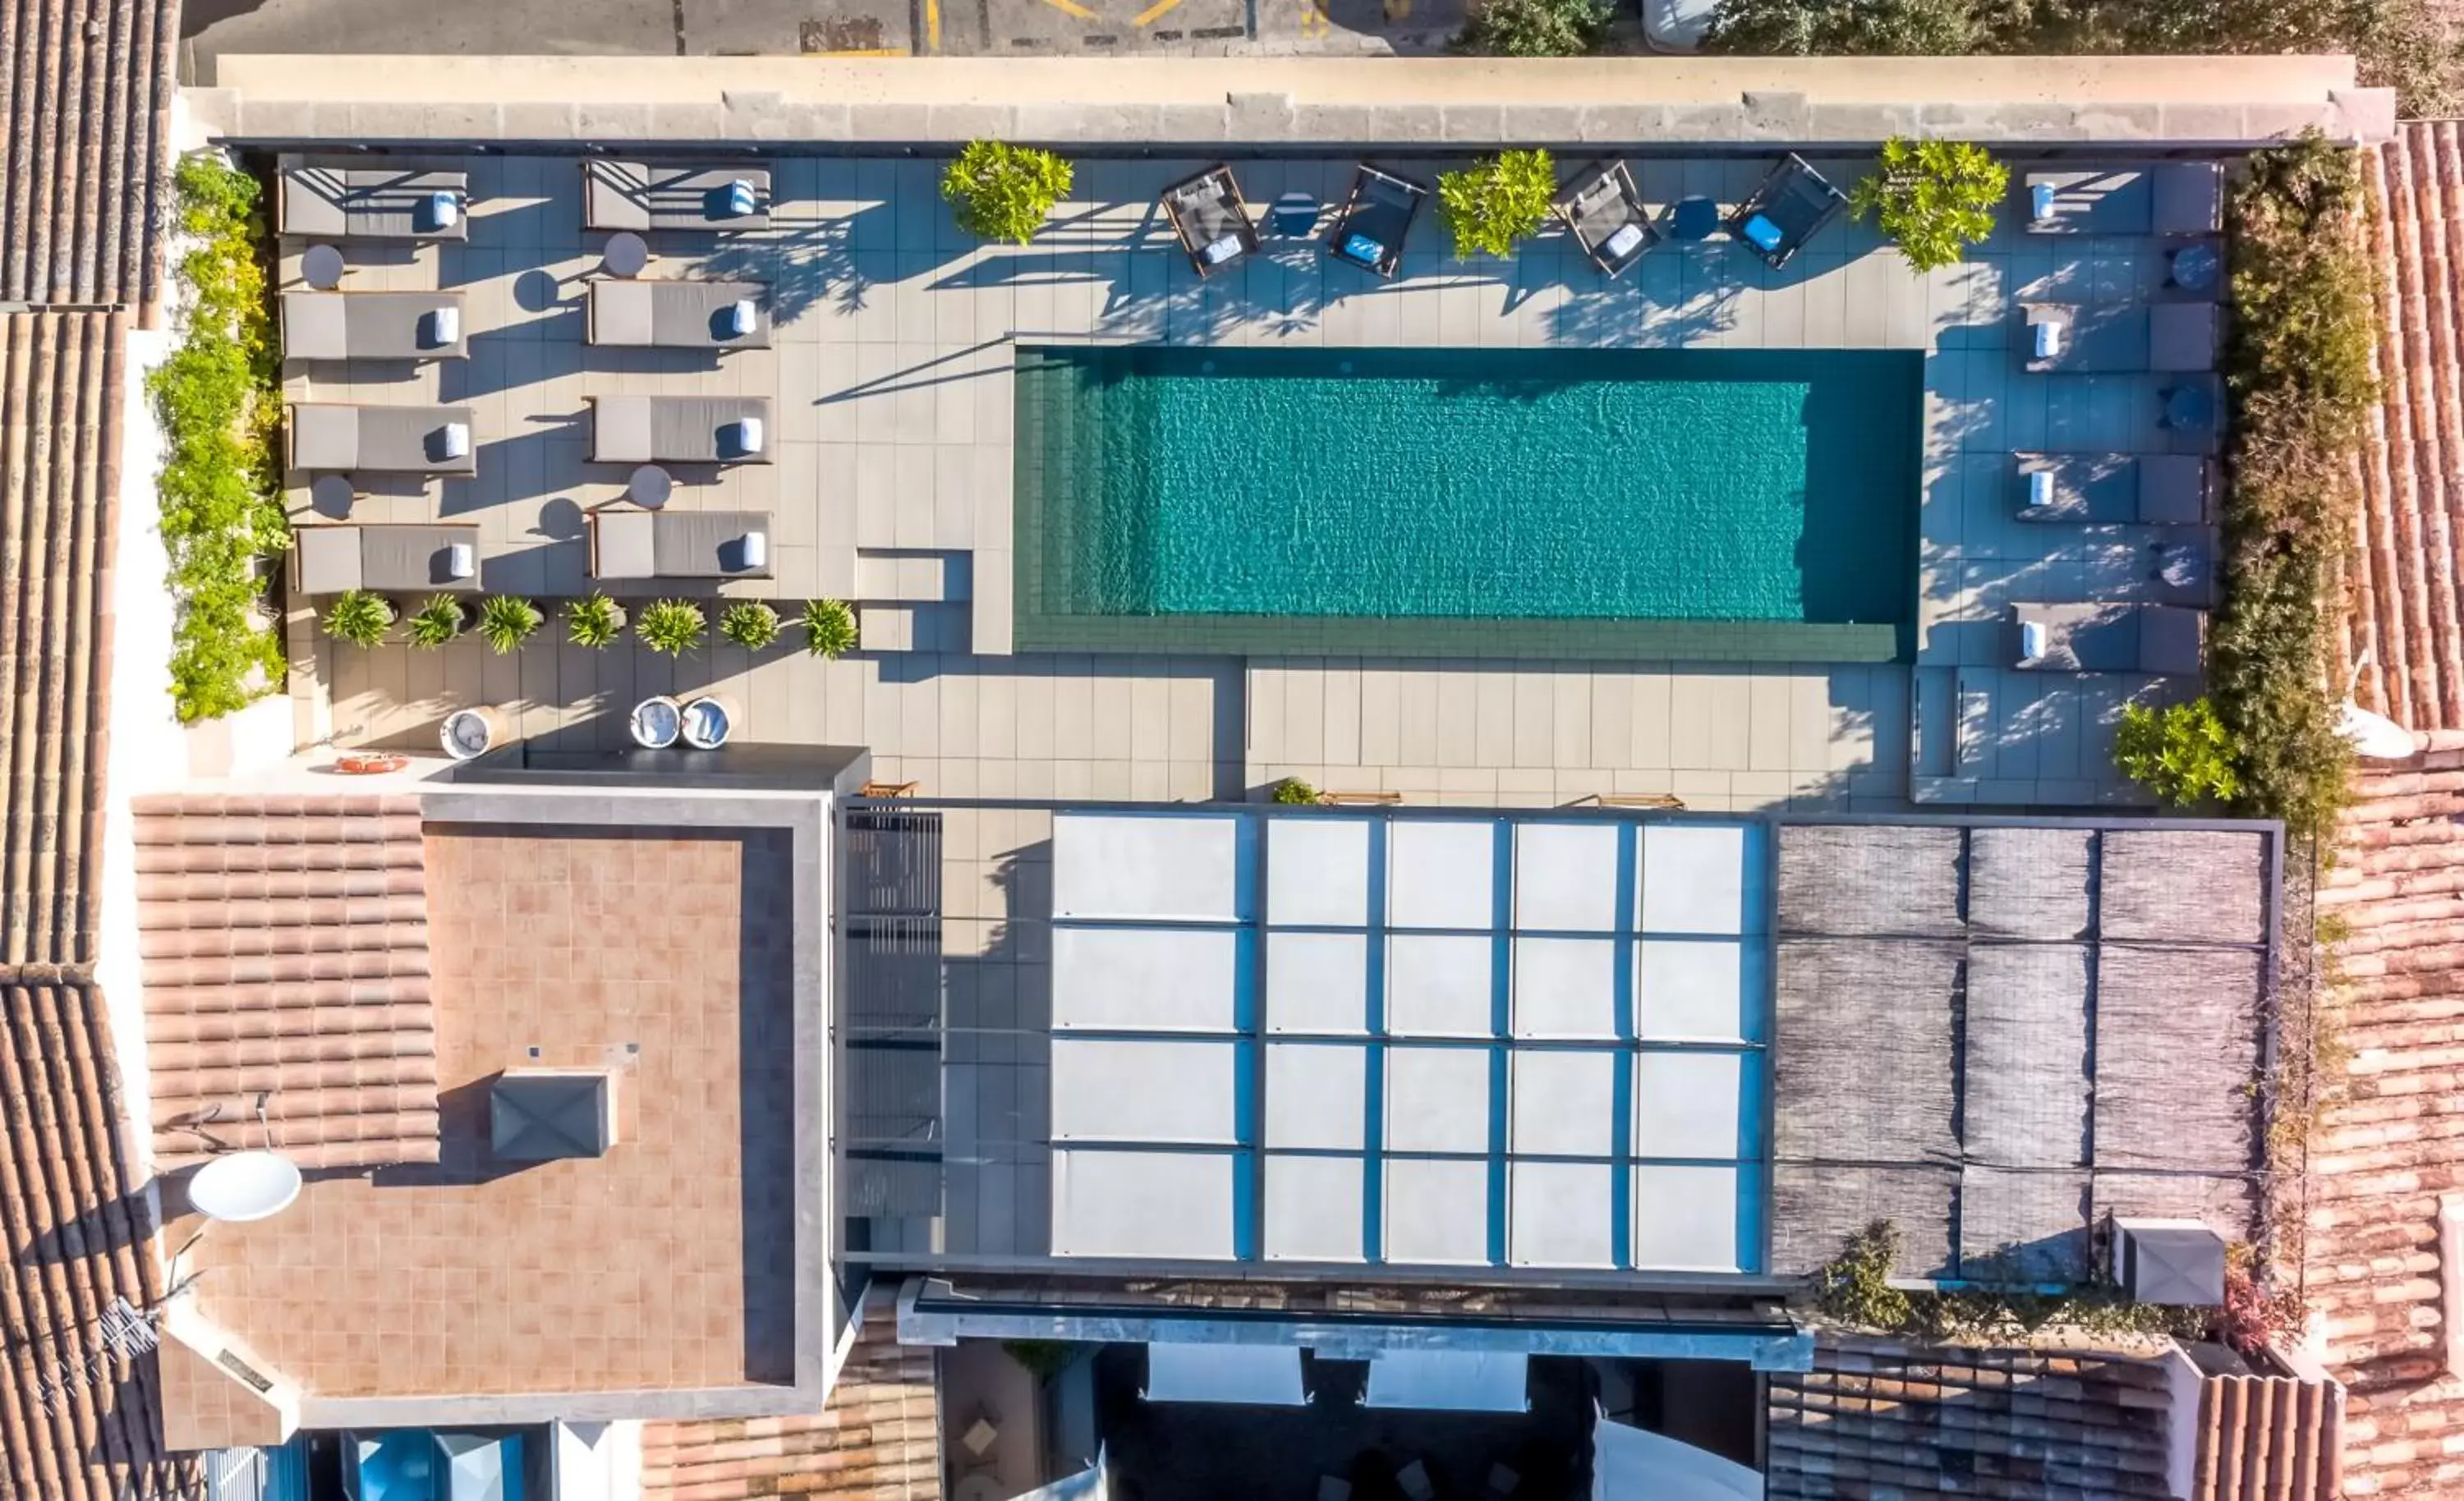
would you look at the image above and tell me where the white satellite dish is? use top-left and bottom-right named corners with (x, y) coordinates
top-left (2339, 700), bottom-right (2421, 761)
top-left (186, 1150), bottom-right (303, 1223)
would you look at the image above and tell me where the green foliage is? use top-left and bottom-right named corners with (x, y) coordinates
top-left (1848, 137), bottom-right (2007, 273)
top-left (564, 592), bottom-right (627, 650)
top-left (1810, 1220), bottom-right (2210, 1345)
top-left (1271, 777), bottom-right (1320, 806)
top-left (2115, 697), bottom-right (2242, 806)
top-left (405, 594), bottom-right (467, 650)
top-left (1451, 0), bottom-right (1610, 56)
top-left (636, 599), bottom-right (706, 658)
top-left (719, 600), bottom-right (782, 650)
top-left (801, 598), bottom-right (859, 659)
top-left (1002, 1340), bottom-right (1080, 1380)
top-left (1811, 1221), bottom-right (1915, 1330)
top-left (942, 141), bottom-right (1073, 246)
top-left (476, 595), bottom-right (542, 655)
top-left (1437, 150), bottom-right (1559, 261)
top-left (321, 590), bottom-right (394, 649)
top-left (150, 152), bottom-right (287, 722)
top-left (1704, 0), bottom-right (1979, 53)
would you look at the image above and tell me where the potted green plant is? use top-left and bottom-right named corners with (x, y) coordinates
top-left (1848, 136), bottom-right (2009, 273)
top-left (564, 591), bottom-right (627, 650)
top-left (405, 594), bottom-right (469, 650)
top-left (1437, 149), bottom-right (1558, 259)
top-left (1271, 776), bottom-right (1320, 806)
top-left (801, 598), bottom-right (858, 659)
top-left (476, 594), bottom-right (544, 655)
top-left (719, 600), bottom-right (782, 650)
top-left (636, 599), bottom-right (706, 658)
top-left (2114, 697), bottom-right (2242, 808)
top-left (321, 590), bottom-right (395, 648)
top-left (942, 140), bottom-right (1073, 246)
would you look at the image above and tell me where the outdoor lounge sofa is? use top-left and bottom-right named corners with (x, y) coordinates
top-left (1161, 164), bottom-right (1260, 278)
top-left (2022, 163), bottom-right (2224, 236)
top-left (287, 403), bottom-right (477, 475)
top-left (291, 524), bottom-right (481, 594)
top-left (2012, 453), bottom-right (2216, 525)
top-left (1726, 154), bottom-right (1847, 270)
top-left (590, 508), bottom-right (775, 581)
top-left (2020, 302), bottom-right (2219, 374)
top-left (1556, 161), bottom-right (1658, 278)
top-left (1325, 165), bottom-right (1428, 278)
top-left (584, 161), bottom-right (770, 232)
top-left (281, 291), bottom-right (467, 361)
top-left (279, 163), bottom-right (468, 241)
top-left (586, 279), bottom-right (770, 348)
top-left (588, 396), bottom-right (774, 465)
top-left (2012, 603), bottom-right (2206, 673)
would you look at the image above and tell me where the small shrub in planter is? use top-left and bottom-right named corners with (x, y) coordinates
top-left (476, 594), bottom-right (543, 655)
top-left (942, 140), bottom-right (1073, 246)
top-left (1848, 136), bottom-right (2008, 273)
top-left (1437, 149), bottom-right (1558, 261)
top-left (1702, 0), bottom-right (1979, 54)
top-left (720, 600), bottom-right (783, 650)
top-left (564, 591), bottom-right (627, 650)
top-left (636, 599), bottom-right (706, 658)
top-left (2114, 696), bottom-right (2242, 807)
top-left (321, 590), bottom-right (396, 648)
top-left (1271, 777), bottom-right (1320, 806)
top-left (801, 598), bottom-right (859, 659)
top-left (405, 594), bottom-right (468, 650)
top-left (1451, 0), bottom-right (1609, 56)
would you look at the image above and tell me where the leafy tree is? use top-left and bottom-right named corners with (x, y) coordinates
top-left (942, 141), bottom-right (1073, 246)
top-left (564, 592), bottom-right (627, 650)
top-left (476, 595), bottom-right (542, 655)
top-left (635, 599), bottom-right (707, 659)
top-left (1271, 777), bottom-right (1320, 805)
top-left (1452, 0), bottom-right (1610, 56)
top-left (1703, 0), bottom-right (1980, 53)
top-left (1848, 136), bottom-right (2008, 273)
top-left (2114, 697), bottom-right (2242, 806)
top-left (1437, 150), bottom-right (1559, 261)
top-left (719, 600), bottom-right (783, 650)
top-left (321, 590), bottom-right (394, 648)
top-left (801, 599), bottom-right (859, 659)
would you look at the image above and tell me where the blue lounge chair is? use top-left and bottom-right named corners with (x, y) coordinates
top-left (1325, 164), bottom-right (1428, 279)
top-left (1725, 154), bottom-right (1847, 270)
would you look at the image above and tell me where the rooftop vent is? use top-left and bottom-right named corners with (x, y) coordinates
top-left (490, 1069), bottom-right (617, 1161)
top-left (2115, 1217), bottom-right (2227, 1306)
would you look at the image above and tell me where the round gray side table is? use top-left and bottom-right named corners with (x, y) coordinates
top-left (309, 475), bottom-right (355, 516)
top-left (628, 465), bottom-right (673, 509)
top-left (301, 244), bottom-right (346, 290)
top-left (603, 232), bottom-right (650, 278)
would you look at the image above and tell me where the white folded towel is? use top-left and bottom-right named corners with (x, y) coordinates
top-left (739, 530), bottom-right (769, 569)
top-left (446, 541), bottom-right (476, 580)
top-left (2026, 470), bottom-right (2054, 509)
top-left (438, 421), bottom-right (470, 460)
top-left (2020, 619), bottom-right (2049, 662)
top-left (723, 300), bottom-right (757, 337)
top-left (425, 305), bottom-right (460, 347)
top-left (734, 415), bottom-right (765, 455)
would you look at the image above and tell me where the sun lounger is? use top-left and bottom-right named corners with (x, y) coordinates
top-left (1161, 164), bottom-right (1260, 278)
top-left (279, 163), bottom-right (468, 241)
top-left (586, 279), bottom-right (770, 348)
top-left (1556, 161), bottom-right (1658, 278)
top-left (281, 291), bottom-right (467, 360)
top-left (1325, 164), bottom-right (1428, 278)
top-left (1726, 154), bottom-right (1847, 270)
top-left (588, 396), bottom-right (774, 465)
top-left (291, 524), bottom-right (481, 594)
top-left (2012, 603), bottom-right (2205, 673)
top-left (2020, 303), bottom-right (2219, 374)
top-left (2013, 453), bottom-right (2218, 524)
top-left (287, 404), bottom-right (477, 475)
top-left (2022, 163), bottom-right (2224, 236)
top-left (590, 508), bottom-right (774, 581)
top-left (584, 161), bottom-right (770, 232)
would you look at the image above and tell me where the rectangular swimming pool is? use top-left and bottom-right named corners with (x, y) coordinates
top-left (1014, 345), bottom-right (1923, 661)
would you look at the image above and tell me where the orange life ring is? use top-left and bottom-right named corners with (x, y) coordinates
top-left (333, 751), bottom-right (408, 775)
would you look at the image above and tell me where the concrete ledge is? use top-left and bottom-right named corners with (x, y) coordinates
top-left (204, 54), bottom-right (2395, 149)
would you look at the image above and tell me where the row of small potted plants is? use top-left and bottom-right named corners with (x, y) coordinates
top-left (318, 591), bottom-right (861, 659)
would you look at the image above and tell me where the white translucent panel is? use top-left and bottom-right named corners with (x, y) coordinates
top-left (1509, 1049), bottom-right (1618, 1157)
top-left (1267, 817), bottom-right (1372, 926)
top-left (1051, 1149), bottom-right (1237, 1260)
top-left (1386, 1045), bottom-right (1493, 1154)
top-left (1386, 934), bottom-right (1496, 1038)
top-left (1634, 939), bottom-right (1755, 1042)
top-left (1383, 1157), bottom-right (1492, 1265)
top-left (1630, 1163), bottom-right (1741, 1272)
top-left (1053, 814), bottom-right (1243, 921)
top-left (1511, 937), bottom-right (1620, 1040)
top-left (1363, 1350), bottom-right (1531, 1412)
top-left (1592, 1414), bottom-right (1765, 1501)
top-left (1266, 931), bottom-right (1370, 1035)
top-left (1509, 1161), bottom-right (1616, 1269)
top-left (1266, 1043), bottom-right (1368, 1150)
top-left (1146, 1342), bottom-right (1308, 1405)
top-left (1051, 927), bottom-right (1239, 1032)
top-left (1387, 820), bottom-right (1496, 930)
top-left (1632, 1051), bottom-right (1748, 1160)
top-left (1639, 823), bottom-right (1754, 936)
top-left (1263, 1154), bottom-right (1367, 1262)
top-left (1050, 1038), bottom-right (1243, 1145)
top-left (1512, 822), bottom-right (1621, 933)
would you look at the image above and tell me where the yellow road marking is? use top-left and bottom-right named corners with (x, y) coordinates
top-left (1300, 0), bottom-right (1329, 39)
top-left (1040, 0), bottom-right (1101, 18)
top-left (926, 0), bottom-right (941, 49)
top-left (1133, 0), bottom-right (1184, 24)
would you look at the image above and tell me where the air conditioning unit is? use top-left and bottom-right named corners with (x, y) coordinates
top-left (2114, 1217), bottom-right (2228, 1306)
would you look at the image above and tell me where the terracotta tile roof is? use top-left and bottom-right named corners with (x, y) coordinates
top-left (0, 0), bottom-right (177, 317)
top-left (1, 310), bottom-right (122, 975)
top-left (130, 793), bottom-right (440, 1171)
top-left (641, 1284), bottom-right (940, 1501)
top-left (0, 980), bottom-right (198, 1501)
top-left (2188, 1362), bottom-right (2342, 1501)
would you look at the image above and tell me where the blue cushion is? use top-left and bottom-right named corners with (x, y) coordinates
top-left (1742, 213), bottom-right (1785, 253)
top-left (1342, 232), bottom-right (1386, 267)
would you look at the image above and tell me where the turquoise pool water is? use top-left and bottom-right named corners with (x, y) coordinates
top-left (1014, 345), bottom-right (1922, 658)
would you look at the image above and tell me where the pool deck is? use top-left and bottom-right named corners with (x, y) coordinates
top-left (264, 147), bottom-right (2210, 809)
